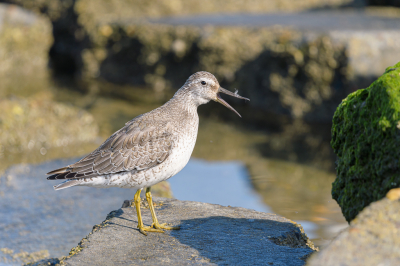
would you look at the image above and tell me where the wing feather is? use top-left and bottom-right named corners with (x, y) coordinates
top-left (47, 120), bottom-right (175, 180)
top-left (73, 164), bottom-right (93, 173)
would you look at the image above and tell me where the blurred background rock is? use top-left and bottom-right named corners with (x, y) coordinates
top-left (307, 188), bottom-right (400, 266)
top-left (0, 3), bottom-right (52, 97)
top-left (3, 0), bottom-right (400, 122)
top-left (0, 0), bottom-right (400, 261)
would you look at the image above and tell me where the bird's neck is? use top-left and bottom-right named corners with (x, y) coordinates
top-left (164, 92), bottom-right (200, 117)
top-left (172, 87), bottom-right (209, 106)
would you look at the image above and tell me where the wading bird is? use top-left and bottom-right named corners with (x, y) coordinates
top-left (47, 71), bottom-right (249, 235)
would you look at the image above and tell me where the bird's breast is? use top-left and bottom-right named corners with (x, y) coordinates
top-left (166, 120), bottom-right (199, 178)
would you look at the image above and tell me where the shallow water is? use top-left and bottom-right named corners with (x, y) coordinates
top-left (0, 76), bottom-right (347, 263)
top-left (169, 159), bottom-right (270, 213)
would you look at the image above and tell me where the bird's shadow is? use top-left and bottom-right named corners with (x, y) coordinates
top-left (111, 208), bottom-right (314, 265)
top-left (170, 216), bottom-right (313, 265)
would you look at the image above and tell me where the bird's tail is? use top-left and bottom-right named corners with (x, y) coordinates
top-left (53, 180), bottom-right (82, 190)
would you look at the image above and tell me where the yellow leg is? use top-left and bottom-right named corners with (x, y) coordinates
top-left (145, 187), bottom-right (180, 231)
top-left (133, 188), bottom-right (164, 235)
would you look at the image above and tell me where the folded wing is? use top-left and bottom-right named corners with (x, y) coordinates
top-left (47, 120), bottom-right (174, 180)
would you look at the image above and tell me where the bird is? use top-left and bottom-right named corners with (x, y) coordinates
top-left (47, 71), bottom-right (249, 235)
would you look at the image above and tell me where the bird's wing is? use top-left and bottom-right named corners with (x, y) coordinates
top-left (47, 119), bottom-right (174, 180)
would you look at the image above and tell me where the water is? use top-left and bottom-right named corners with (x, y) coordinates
top-left (169, 159), bottom-right (270, 213)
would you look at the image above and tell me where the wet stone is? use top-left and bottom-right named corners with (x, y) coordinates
top-left (62, 198), bottom-right (316, 265)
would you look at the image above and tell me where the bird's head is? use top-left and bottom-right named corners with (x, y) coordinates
top-left (179, 71), bottom-right (250, 117)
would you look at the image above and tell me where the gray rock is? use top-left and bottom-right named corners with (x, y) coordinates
top-left (307, 190), bottom-right (400, 266)
top-left (62, 198), bottom-right (316, 265)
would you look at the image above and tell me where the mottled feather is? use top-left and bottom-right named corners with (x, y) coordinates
top-left (47, 119), bottom-right (174, 180)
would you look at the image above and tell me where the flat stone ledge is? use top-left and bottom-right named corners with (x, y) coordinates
top-left (62, 198), bottom-right (316, 265)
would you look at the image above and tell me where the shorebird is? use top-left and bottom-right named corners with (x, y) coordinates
top-left (47, 71), bottom-right (249, 235)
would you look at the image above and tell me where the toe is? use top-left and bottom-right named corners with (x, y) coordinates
top-left (139, 228), bottom-right (148, 236)
top-left (140, 226), bottom-right (164, 234)
top-left (154, 223), bottom-right (180, 230)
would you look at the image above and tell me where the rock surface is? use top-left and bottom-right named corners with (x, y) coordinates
top-left (62, 198), bottom-right (316, 265)
top-left (331, 61), bottom-right (400, 222)
top-left (307, 188), bottom-right (400, 266)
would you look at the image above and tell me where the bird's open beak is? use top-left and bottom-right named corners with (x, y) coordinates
top-left (215, 87), bottom-right (250, 118)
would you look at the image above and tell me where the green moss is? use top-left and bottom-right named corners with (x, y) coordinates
top-left (331, 61), bottom-right (400, 222)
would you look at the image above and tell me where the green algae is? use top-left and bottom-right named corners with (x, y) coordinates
top-left (331, 61), bottom-right (400, 222)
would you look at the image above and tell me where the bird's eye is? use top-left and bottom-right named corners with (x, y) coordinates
top-left (201, 81), bottom-right (206, 85)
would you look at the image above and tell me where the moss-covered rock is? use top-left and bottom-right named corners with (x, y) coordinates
top-left (331, 61), bottom-right (400, 222)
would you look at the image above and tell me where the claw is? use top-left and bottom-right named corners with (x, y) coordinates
top-left (153, 223), bottom-right (180, 230)
top-left (138, 225), bottom-right (165, 236)
top-left (138, 223), bottom-right (178, 235)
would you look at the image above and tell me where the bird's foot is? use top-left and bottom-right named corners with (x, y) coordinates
top-left (138, 225), bottom-right (165, 236)
top-left (138, 223), bottom-right (179, 235)
top-left (152, 222), bottom-right (180, 231)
